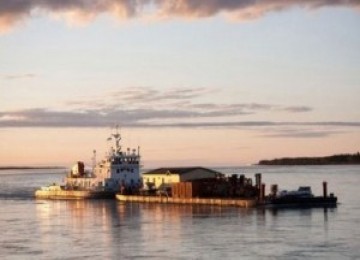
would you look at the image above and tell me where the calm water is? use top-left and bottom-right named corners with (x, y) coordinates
top-left (0, 166), bottom-right (359, 259)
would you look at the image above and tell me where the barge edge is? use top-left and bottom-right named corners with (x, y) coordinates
top-left (35, 190), bottom-right (115, 200)
top-left (116, 195), bottom-right (257, 208)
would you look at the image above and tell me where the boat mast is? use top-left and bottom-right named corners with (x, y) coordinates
top-left (111, 125), bottom-right (122, 154)
top-left (92, 149), bottom-right (96, 171)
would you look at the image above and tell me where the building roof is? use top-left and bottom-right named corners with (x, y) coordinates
top-left (143, 167), bottom-right (221, 176)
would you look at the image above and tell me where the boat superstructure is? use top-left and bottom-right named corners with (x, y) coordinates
top-left (262, 183), bottom-right (337, 208)
top-left (35, 127), bottom-right (141, 199)
top-left (277, 186), bottom-right (314, 198)
top-left (93, 127), bottom-right (141, 192)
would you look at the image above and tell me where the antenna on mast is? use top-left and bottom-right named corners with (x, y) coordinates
top-left (92, 149), bottom-right (97, 171)
top-left (110, 124), bottom-right (122, 154)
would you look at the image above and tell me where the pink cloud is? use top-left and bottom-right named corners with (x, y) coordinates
top-left (0, 0), bottom-right (359, 32)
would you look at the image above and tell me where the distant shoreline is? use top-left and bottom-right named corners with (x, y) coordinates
top-left (0, 166), bottom-right (66, 170)
top-left (258, 153), bottom-right (360, 166)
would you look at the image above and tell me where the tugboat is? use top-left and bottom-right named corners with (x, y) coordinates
top-left (262, 182), bottom-right (337, 208)
top-left (35, 127), bottom-right (141, 199)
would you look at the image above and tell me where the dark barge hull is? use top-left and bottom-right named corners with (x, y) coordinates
top-left (261, 196), bottom-right (337, 208)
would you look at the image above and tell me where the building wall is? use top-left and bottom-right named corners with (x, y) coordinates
top-left (142, 168), bottom-right (218, 189)
top-left (142, 174), bottom-right (180, 189)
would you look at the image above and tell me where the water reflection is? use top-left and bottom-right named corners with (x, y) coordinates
top-left (264, 205), bottom-right (337, 217)
top-left (34, 201), bottom-right (339, 258)
top-left (35, 201), bottom-right (260, 257)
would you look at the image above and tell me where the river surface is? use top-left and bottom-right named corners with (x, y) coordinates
top-left (0, 166), bottom-right (359, 259)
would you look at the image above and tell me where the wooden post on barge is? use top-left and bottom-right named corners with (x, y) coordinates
top-left (260, 183), bottom-right (265, 202)
top-left (255, 173), bottom-right (262, 201)
top-left (323, 181), bottom-right (328, 198)
top-left (255, 173), bottom-right (262, 190)
top-left (270, 184), bottom-right (278, 197)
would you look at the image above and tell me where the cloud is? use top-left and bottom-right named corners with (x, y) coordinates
top-left (155, 0), bottom-right (360, 21)
top-left (281, 106), bottom-right (313, 113)
top-left (0, 107), bottom-right (253, 127)
top-left (0, 84), bottom-right (304, 126)
top-left (0, 108), bottom-right (359, 139)
top-left (63, 87), bottom-right (213, 112)
top-left (65, 87), bottom-right (313, 115)
top-left (0, 105), bottom-right (359, 139)
top-left (1, 86), bottom-right (315, 126)
top-left (2, 73), bottom-right (36, 80)
top-left (109, 87), bottom-right (211, 104)
top-left (0, 107), bottom-right (359, 127)
top-left (0, 0), bottom-right (359, 32)
top-left (260, 128), bottom-right (345, 138)
top-left (1, 87), bottom-right (357, 139)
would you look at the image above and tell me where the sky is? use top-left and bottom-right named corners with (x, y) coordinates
top-left (0, 0), bottom-right (359, 168)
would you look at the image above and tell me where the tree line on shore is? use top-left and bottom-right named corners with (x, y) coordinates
top-left (0, 166), bottom-right (65, 170)
top-left (258, 152), bottom-right (360, 165)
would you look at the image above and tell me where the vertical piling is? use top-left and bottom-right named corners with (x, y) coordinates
top-left (323, 181), bottom-right (328, 198)
top-left (239, 174), bottom-right (245, 187)
top-left (270, 184), bottom-right (278, 197)
top-left (255, 173), bottom-right (262, 200)
top-left (255, 173), bottom-right (262, 190)
top-left (260, 183), bottom-right (266, 202)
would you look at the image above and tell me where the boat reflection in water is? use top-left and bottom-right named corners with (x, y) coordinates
top-left (35, 200), bottom-right (255, 256)
top-left (34, 198), bottom-right (338, 258)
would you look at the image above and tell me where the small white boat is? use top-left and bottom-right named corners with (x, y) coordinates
top-left (278, 186), bottom-right (314, 198)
